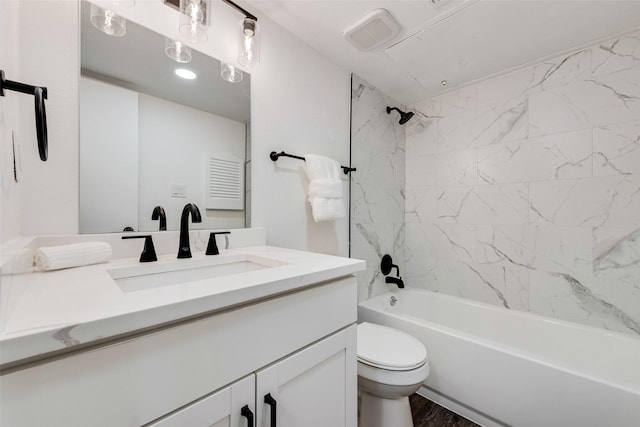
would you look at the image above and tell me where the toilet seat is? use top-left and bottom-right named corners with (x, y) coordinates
top-left (357, 322), bottom-right (427, 371)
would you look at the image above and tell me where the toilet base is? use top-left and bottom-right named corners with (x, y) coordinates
top-left (359, 390), bottom-right (414, 427)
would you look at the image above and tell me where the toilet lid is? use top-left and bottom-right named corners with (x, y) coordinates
top-left (357, 322), bottom-right (427, 371)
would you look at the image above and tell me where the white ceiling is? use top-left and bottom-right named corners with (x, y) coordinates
top-left (246, 0), bottom-right (640, 105)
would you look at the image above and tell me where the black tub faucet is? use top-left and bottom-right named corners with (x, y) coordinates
top-left (381, 254), bottom-right (404, 289)
top-left (385, 276), bottom-right (405, 289)
top-left (152, 206), bottom-right (167, 231)
top-left (177, 203), bottom-right (202, 258)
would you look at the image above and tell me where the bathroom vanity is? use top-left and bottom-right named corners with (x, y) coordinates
top-left (0, 230), bottom-right (364, 426)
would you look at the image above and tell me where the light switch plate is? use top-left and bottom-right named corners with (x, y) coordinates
top-left (170, 184), bottom-right (187, 198)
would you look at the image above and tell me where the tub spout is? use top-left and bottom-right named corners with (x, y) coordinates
top-left (385, 276), bottom-right (404, 289)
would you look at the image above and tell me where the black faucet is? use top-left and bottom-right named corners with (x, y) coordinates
top-left (177, 203), bottom-right (202, 258)
top-left (152, 206), bottom-right (167, 231)
top-left (381, 254), bottom-right (404, 289)
top-left (385, 276), bottom-right (405, 289)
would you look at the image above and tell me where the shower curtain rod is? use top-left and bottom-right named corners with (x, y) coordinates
top-left (269, 151), bottom-right (356, 175)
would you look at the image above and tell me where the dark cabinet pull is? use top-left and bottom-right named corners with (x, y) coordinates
top-left (241, 405), bottom-right (254, 427)
top-left (264, 393), bottom-right (277, 427)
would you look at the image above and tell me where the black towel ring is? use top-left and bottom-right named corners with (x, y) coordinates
top-left (0, 70), bottom-right (48, 161)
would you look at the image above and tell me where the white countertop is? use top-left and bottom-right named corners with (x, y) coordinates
top-left (0, 245), bottom-right (365, 368)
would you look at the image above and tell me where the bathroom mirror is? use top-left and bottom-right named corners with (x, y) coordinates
top-left (79, 1), bottom-right (250, 233)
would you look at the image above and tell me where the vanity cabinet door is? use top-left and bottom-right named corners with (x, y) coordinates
top-left (148, 374), bottom-right (255, 427)
top-left (255, 325), bottom-right (357, 427)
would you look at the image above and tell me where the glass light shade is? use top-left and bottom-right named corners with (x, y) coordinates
top-left (237, 17), bottom-right (260, 67)
top-left (165, 38), bottom-right (192, 63)
top-left (179, 0), bottom-right (208, 43)
top-left (220, 62), bottom-right (243, 83)
top-left (90, 4), bottom-right (126, 37)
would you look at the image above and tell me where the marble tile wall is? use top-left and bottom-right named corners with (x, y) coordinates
top-left (351, 75), bottom-right (406, 301)
top-left (405, 30), bottom-right (640, 336)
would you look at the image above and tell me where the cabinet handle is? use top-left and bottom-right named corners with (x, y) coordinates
top-left (264, 393), bottom-right (277, 427)
top-left (241, 405), bottom-right (254, 427)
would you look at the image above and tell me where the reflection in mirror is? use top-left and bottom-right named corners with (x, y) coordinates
top-left (79, 0), bottom-right (250, 233)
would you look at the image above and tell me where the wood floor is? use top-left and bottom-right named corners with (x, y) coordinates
top-left (410, 394), bottom-right (479, 427)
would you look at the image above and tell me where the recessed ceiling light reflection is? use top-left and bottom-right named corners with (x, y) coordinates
top-left (175, 68), bottom-right (197, 80)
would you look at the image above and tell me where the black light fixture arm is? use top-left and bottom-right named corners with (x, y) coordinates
top-left (221, 0), bottom-right (257, 21)
top-left (270, 151), bottom-right (357, 175)
top-left (0, 70), bottom-right (48, 161)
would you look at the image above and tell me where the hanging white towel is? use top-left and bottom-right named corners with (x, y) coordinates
top-left (35, 242), bottom-right (112, 271)
top-left (303, 154), bottom-right (346, 222)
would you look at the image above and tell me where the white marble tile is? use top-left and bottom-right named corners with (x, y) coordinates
top-left (529, 226), bottom-right (593, 277)
top-left (592, 227), bottom-right (640, 328)
top-left (406, 153), bottom-right (439, 187)
top-left (531, 49), bottom-right (592, 91)
top-left (352, 222), bottom-right (405, 301)
top-left (475, 50), bottom-right (591, 109)
top-left (403, 223), bottom-right (439, 291)
top-left (437, 150), bottom-right (478, 186)
top-left (477, 225), bottom-right (535, 266)
top-left (529, 175), bottom-right (640, 228)
top-left (405, 117), bottom-right (439, 156)
top-left (405, 187), bottom-right (440, 224)
top-left (351, 182), bottom-right (404, 225)
top-left (407, 149), bottom-right (477, 187)
top-left (593, 119), bottom-right (640, 176)
top-left (434, 257), bottom-right (528, 310)
top-left (438, 183), bottom-right (529, 225)
top-left (476, 67), bottom-right (539, 107)
top-left (437, 96), bottom-right (529, 152)
top-left (477, 129), bottom-right (592, 184)
top-left (529, 66), bottom-right (640, 136)
top-left (529, 269), bottom-right (640, 336)
top-left (592, 30), bottom-right (640, 77)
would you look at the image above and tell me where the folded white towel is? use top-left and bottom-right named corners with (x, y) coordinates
top-left (304, 154), bottom-right (345, 222)
top-left (35, 242), bottom-right (112, 271)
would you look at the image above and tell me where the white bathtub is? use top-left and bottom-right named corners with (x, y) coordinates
top-left (358, 288), bottom-right (640, 427)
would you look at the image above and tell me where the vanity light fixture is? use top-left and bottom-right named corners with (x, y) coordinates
top-left (175, 68), bottom-right (197, 79)
top-left (90, 3), bottom-right (127, 37)
top-left (165, 38), bottom-right (192, 63)
top-left (164, 0), bottom-right (260, 68)
top-left (220, 62), bottom-right (243, 83)
top-left (179, 0), bottom-right (209, 43)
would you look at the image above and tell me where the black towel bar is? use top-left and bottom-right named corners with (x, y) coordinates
top-left (270, 151), bottom-right (356, 175)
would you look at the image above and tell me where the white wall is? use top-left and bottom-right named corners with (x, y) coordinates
top-left (1, 0), bottom-right (350, 256)
top-left (405, 30), bottom-right (640, 336)
top-left (80, 77), bottom-right (139, 233)
top-left (0, 0), bottom-right (22, 243)
top-left (138, 93), bottom-right (245, 231)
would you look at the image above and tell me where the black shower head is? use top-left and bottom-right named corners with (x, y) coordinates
top-left (386, 106), bottom-right (414, 125)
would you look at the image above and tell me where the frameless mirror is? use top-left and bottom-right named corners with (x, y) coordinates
top-left (79, 0), bottom-right (250, 233)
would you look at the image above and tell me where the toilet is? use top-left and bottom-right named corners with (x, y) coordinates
top-left (357, 322), bottom-right (429, 427)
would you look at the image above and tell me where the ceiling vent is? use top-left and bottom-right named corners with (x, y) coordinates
top-left (343, 9), bottom-right (401, 51)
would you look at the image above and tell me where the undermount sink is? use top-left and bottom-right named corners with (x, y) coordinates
top-left (109, 254), bottom-right (280, 293)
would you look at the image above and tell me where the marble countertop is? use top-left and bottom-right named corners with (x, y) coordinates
top-left (0, 245), bottom-right (365, 369)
